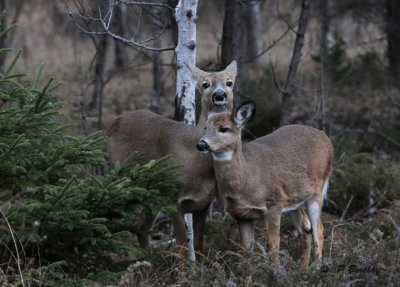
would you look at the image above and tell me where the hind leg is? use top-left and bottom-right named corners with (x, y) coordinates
top-left (306, 199), bottom-right (324, 260)
top-left (288, 209), bottom-right (312, 267)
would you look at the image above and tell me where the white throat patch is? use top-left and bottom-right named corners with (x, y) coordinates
top-left (212, 151), bottom-right (233, 161)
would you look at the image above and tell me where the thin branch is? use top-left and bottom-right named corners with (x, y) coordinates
top-left (242, 20), bottom-right (294, 64)
top-left (117, 0), bottom-right (175, 11)
top-left (276, 0), bottom-right (299, 34)
top-left (100, 18), bottom-right (175, 51)
top-left (137, 20), bottom-right (169, 45)
top-left (66, 1), bottom-right (175, 52)
top-left (269, 55), bottom-right (285, 94)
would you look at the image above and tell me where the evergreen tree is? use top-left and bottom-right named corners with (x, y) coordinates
top-left (0, 42), bottom-right (179, 286)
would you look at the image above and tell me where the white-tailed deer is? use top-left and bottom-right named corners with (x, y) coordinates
top-left (105, 61), bottom-right (237, 260)
top-left (196, 102), bottom-right (334, 266)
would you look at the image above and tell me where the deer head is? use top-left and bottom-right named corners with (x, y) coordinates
top-left (187, 61), bottom-right (237, 118)
top-left (196, 101), bottom-right (256, 160)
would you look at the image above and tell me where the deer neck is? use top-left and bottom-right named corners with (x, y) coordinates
top-left (212, 142), bottom-right (247, 184)
top-left (198, 105), bottom-right (230, 126)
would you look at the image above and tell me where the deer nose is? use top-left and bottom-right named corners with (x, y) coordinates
top-left (212, 89), bottom-right (227, 104)
top-left (196, 140), bottom-right (210, 152)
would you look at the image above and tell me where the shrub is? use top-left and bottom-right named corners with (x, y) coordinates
top-left (0, 49), bottom-right (179, 285)
top-left (328, 136), bottom-right (400, 217)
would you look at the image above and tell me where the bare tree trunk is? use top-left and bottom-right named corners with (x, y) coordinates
top-left (149, 5), bottom-right (164, 113)
top-left (90, 35), bottom-right (108, 130)
top-left (244, 0), bottom-right (261, 61)
top-left (314, 0), bottom-right (332, 132)
top-left (175, 0), bottom-right (198, 125)
top-left (280, 0), bottom-right (311, 126)
top-left (320, 0), bottom-right (333, 60)
top-left (174, 0), bottom-right (199, 262)
top-left (221, 0), bottom-right (245, 105)
top-left (113, 4), bottom-right (129, 69)
top-left (150, 51), bottom-right (163, 113)
top-left (386, 0), bottom-right (400, 87)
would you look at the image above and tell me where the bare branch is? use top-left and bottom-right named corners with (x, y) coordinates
top-left (116, 0), bottom-right (175, 11)
top-left (138, 20), bottom-right (169, 45)
top-left (276, 0), bottom-right (299, 34)
top-left (65, 1), bottom-right (175, 52)
top-left (242, 22), bottom-right (294, 64)
top-left (100, 19), bottom-right (175, 51)
top-left (269, 55), bottom-right (285, 95)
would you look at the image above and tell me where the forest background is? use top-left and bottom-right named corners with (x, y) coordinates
top-left (0, 0), bottom-right (400, 286)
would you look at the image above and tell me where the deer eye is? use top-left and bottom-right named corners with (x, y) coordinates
top-left (219, 127), bottom-right (230, 133)
top-left (202, 82), bottom-right (210, 89)
top-left (226, 80), bottom-right (233, 87)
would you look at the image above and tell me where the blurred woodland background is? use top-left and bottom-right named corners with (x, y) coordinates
top-left (1, 0), bottom-right (400, 285)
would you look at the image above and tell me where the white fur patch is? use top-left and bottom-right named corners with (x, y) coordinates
top-left (212, 151), bottom-right (233, 161)
top-left (282, 201), bottom-right (305, 213)
top-left (322, 178), bottom-right (330, 200)
top-left (214, 100), bottom-right (226, 106)
top-left (307, 201), bottom-right (320, 223)
top-left (306, 200), bottom-right (320, 240)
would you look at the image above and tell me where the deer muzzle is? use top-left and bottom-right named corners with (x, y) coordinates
top-left (196, 140), bottom-right (210, 153)
top-left (212, 89), bottom-right (227, 105)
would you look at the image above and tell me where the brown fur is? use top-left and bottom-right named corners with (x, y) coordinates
top-left (201, 110), bottom-right (334, 266)
top-left (105, 61), bottom-right (237, 259)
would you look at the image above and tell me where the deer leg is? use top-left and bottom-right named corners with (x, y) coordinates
top-left (306, 199), bottom-right (323, 261)
top-left (317, 217), bottom-right (324, 259)
top-left (237, 219), bottom-right (254, 285)
top-left (265, 205), bottom-right (282, 263)
top-left (193, 210), bottom-right (207, 261)
top-left (288, 209), bottom-right (312, 267)
top-left (136, 212), bottom-right (156, 249)
top-left (237, 219), bottom-right (254, 251)
top-left (170, 210), bottom-right (188, 260)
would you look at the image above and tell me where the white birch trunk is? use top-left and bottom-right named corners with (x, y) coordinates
top-left (175, 0), bottom-right (198, 126)
top-left (175, 0), bottom-right (199, 262)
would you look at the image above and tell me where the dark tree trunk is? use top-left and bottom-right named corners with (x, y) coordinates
top-left (221, 0), bottom-right (245, 105)
top-left (244, 0), bottom-right (261, 61)
top-left (149, 5), bottom-right (164, 113)
top-left (90, 35), bottom-right (108, 130)
top-left (280, 0), bottom-right (311, 126)
top-left (113, 4), bottom-right (129, 69)
top-left (320, 0), bottom-right (332, 60)
top-left (386, 0), bottom-right (400, 87)
top-left (316, 0), bottom-right (333, 132)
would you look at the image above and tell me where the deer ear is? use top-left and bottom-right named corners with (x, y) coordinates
top-left (186, 62), bottom-right (204, 82)
top-left (224, 60), bottom-right (237, 79)
top-left (234, 101), bottom-right (256, 128)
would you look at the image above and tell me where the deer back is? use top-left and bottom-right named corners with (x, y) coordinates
top-left (105, 109), bottom-right (215, 211)
top-left (233, 125), bottom-right (333, 209)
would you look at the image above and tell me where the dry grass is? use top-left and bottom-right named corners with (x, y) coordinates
top-left (119, 201), bottom-right (399, 286)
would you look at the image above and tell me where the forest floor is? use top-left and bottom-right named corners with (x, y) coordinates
top-left (106, 201), bottom-right (400, 286)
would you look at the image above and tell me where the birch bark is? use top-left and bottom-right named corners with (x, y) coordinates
top-left (175, 0), bottom-right (199, 262)
top-left (175, 0), bottom-right (198, 126)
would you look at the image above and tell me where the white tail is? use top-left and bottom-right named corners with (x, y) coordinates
top-left (105, 61), bottom-right (237, 261)
top-left (197, 102), bottom-right (334, 266)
